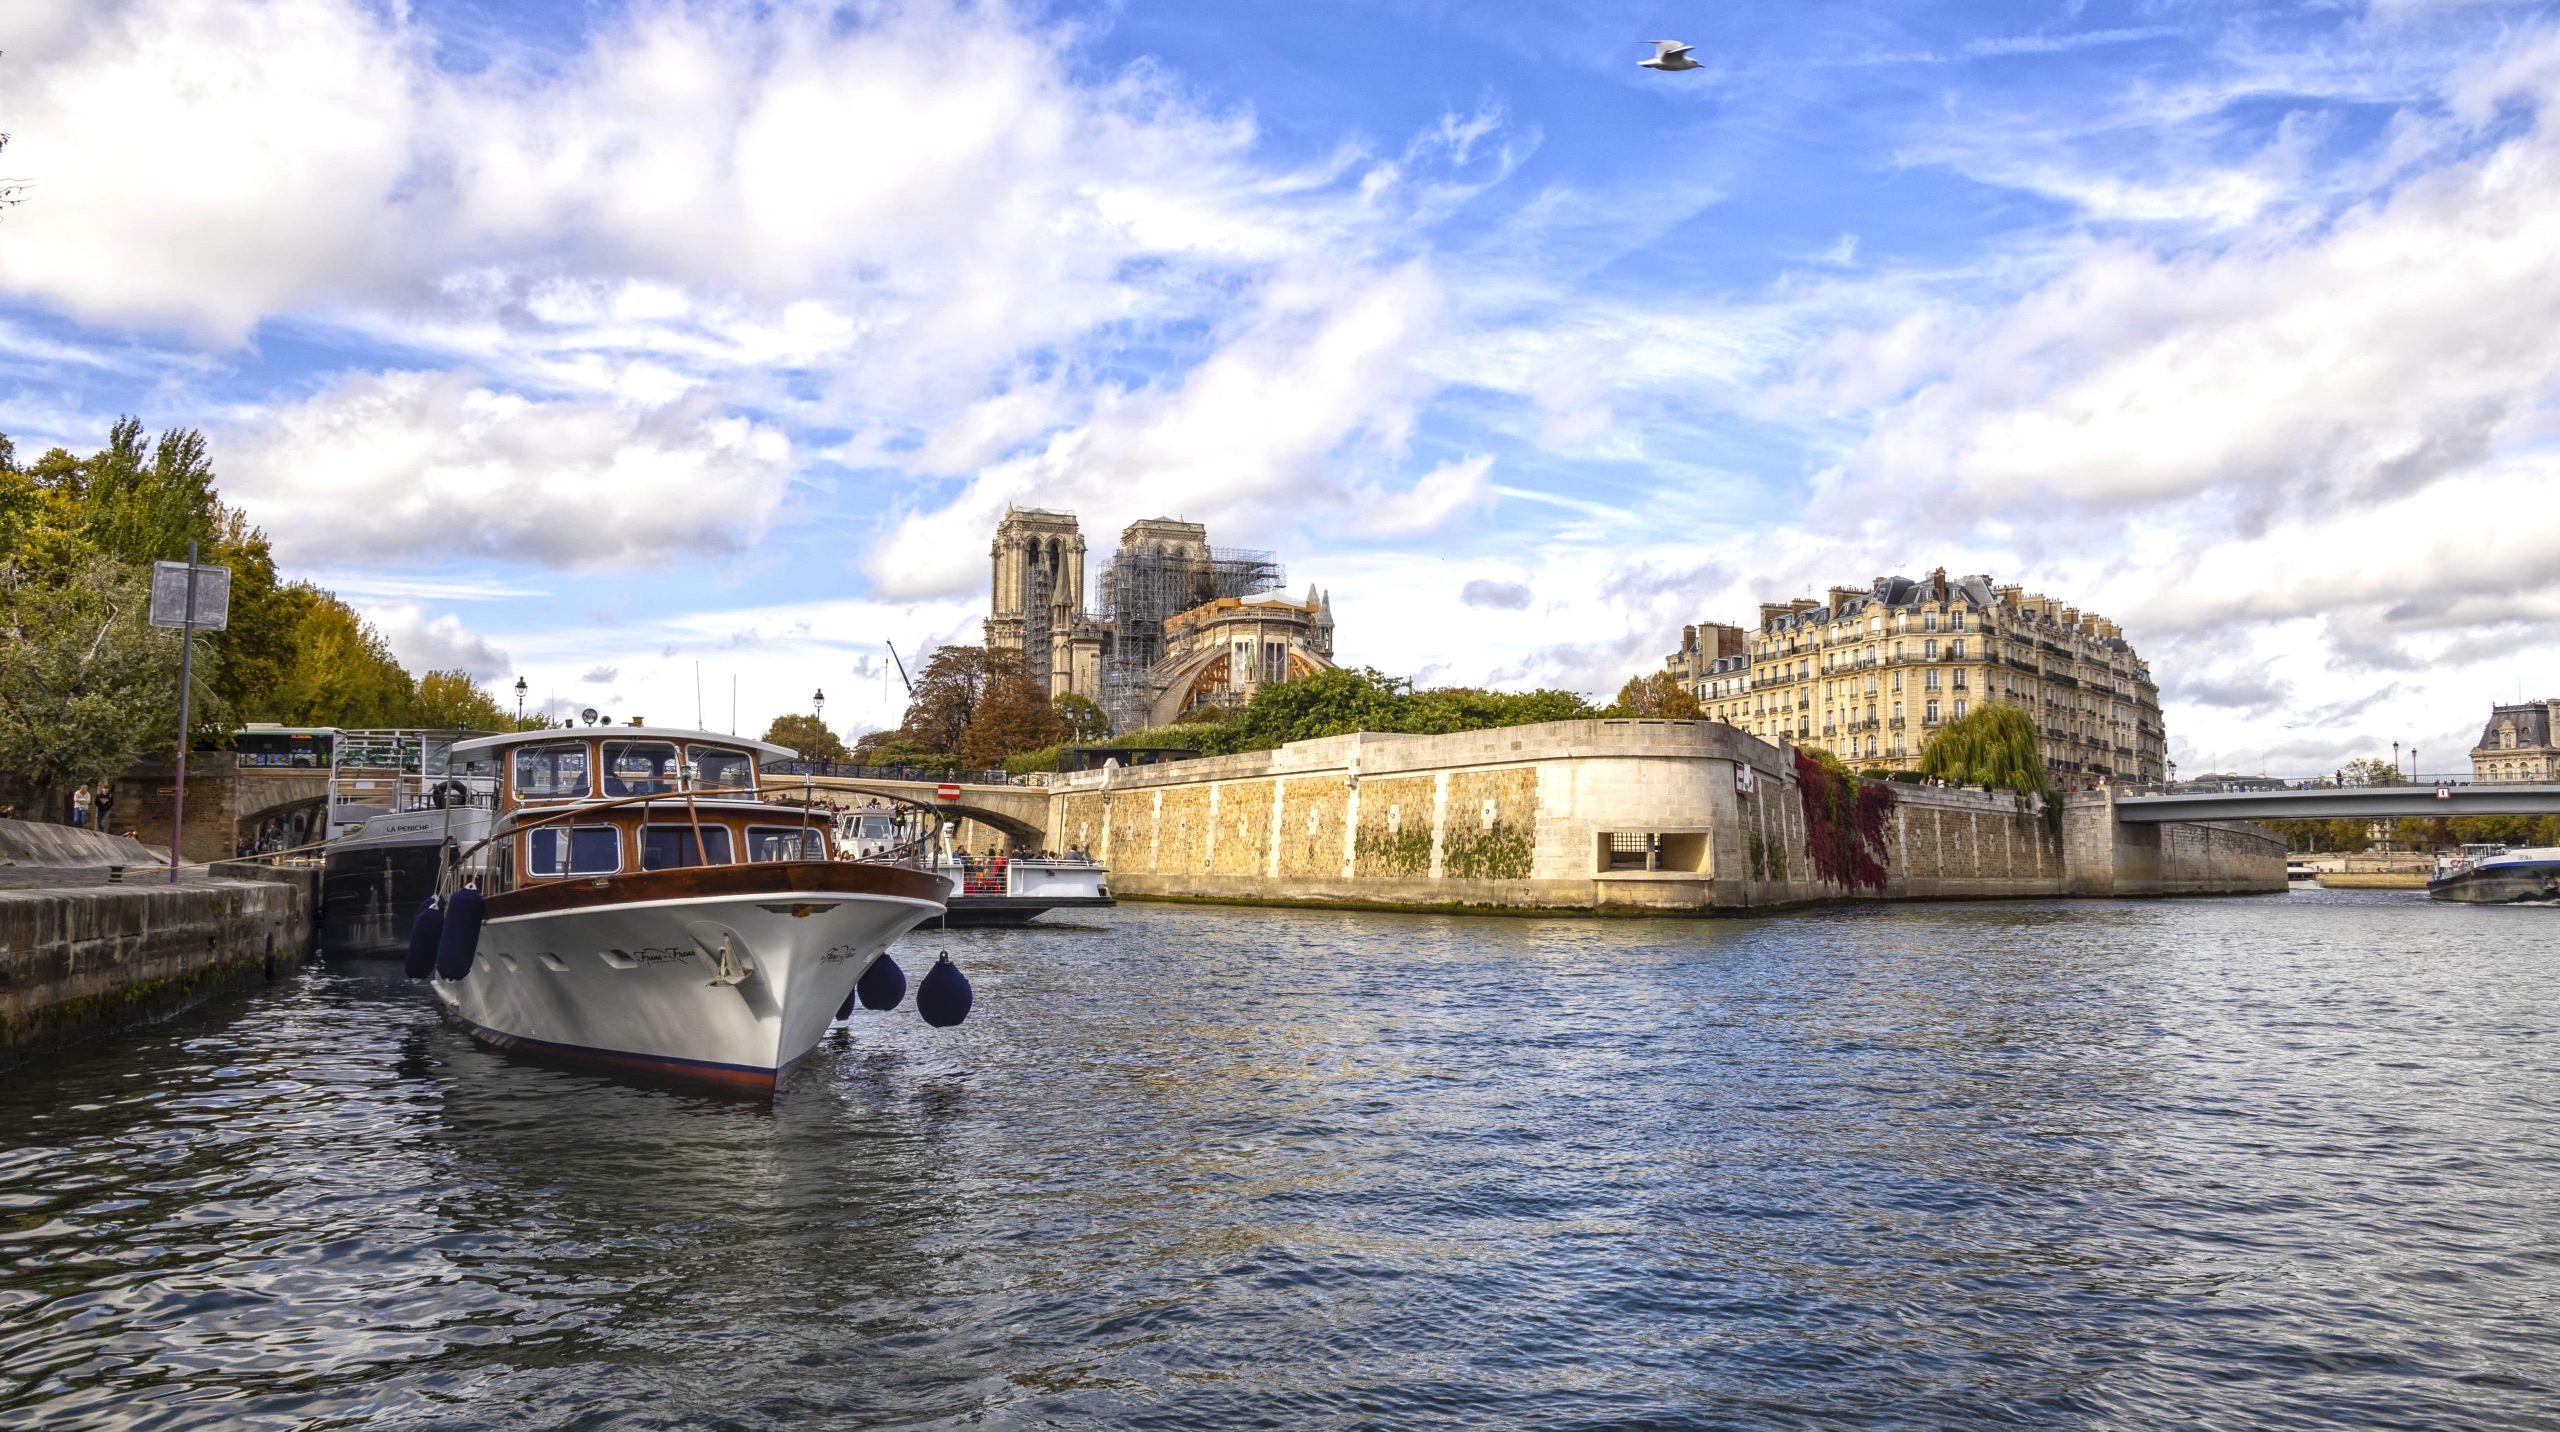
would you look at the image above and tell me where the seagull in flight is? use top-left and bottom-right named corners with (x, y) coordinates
top-left (1640, 39), bottom-right (1702, 72)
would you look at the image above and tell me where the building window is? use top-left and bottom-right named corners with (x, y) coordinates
top-left (1924, 612), bottom-right (1938, 632)
top-left (1949, 639), bottom-right (1965, 660)
top-left (1923, 639), bottom-right (1938, 660)
top-left (1952, 670), bottom-right (1968, 690)
top-left (1954, 699), bottom-right (1968, 720)
top-left (1949, 610), bottom-right (1966, 632)
top-left (1924, 670), bottom-right (1940, 690)
top-left (1925, 700), bottom-right (1940, 724)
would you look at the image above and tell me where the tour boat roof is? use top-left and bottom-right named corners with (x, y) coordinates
top-left (450, 727), bottom-right (799, 761)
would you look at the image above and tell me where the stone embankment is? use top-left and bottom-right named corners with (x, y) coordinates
top-left (1045, 720), bottom-right (2284, 913)
top-left (0, 819), bottom-right (311, 1071)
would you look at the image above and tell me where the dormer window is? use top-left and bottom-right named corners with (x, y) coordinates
top-left (2501, 723), bottom-right (2517, 750)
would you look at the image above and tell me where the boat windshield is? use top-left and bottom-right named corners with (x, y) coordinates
top-left (529, 826), bottom-right (619, 876)
top-left (689, 745), bottom-right (756, 793)
top-left (640, 825), bottom-right (733, 870)
top-left (514, 743), bottom-right (592, 800)
top-left (852, 815), bottom-right (897, 839)
top-left (747, 826), bottom-right (828, 861)
top-left (603, 741), bottom-right (683, 797)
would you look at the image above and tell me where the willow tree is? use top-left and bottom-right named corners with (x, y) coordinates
top-left (1917, 703), bottom-right (2052, 802)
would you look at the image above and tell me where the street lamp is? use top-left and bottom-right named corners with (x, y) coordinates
top-left (514, 676), bottom-right (527, 727)
top-left (814, 688), bottom-right (826, 724)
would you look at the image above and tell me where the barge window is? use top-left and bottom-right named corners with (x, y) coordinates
top-left (513, 743), bottom-right (592, 799)
top-left (603, 741), bottom-right (682, 797)
top-left (748, 826), bottom-right (827, 861)
top-left (689, 746), bottom-right (756, 792)
top-left (528, 826), bottom-right (619, 876)
top-left (641, 825), bottom-right (734, 870)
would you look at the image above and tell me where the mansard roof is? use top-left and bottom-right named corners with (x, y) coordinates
top-left (2477, 701), bottom-right (2557, 752)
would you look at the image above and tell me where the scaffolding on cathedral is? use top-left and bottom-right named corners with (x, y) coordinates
top-left (1098, 542), bottom-right (1284, 731)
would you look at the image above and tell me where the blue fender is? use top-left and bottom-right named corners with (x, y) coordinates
top-left (857, 953), bottom-right (907, 1012)
top-left (404, 895), bottom-right (443, 981)
top-left (435, 887), bottom-right (485, 981)
top-left (916, 954), bottom-right (971, 1028)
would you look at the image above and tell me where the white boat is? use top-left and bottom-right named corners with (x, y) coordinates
top-left (826, 802), bottom-right (1112, 925)
top-left (2429, 844), bottom-right (2560, 904)
top-left (424, 724), bottom-right (953, 1094)
top-left (316, 729), bottom-right (497, 957)
top-left (2286, 860), bottom-right (2319, 886)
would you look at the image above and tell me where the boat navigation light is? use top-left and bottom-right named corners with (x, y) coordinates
top-left (581, 707), bottom-right (599, 726)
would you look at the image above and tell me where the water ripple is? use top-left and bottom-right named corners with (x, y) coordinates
top-left (2, 892), bottom-right (2556, 1427)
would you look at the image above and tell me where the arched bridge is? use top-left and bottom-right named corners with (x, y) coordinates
top-left (761, 766), bottom-right (1054, 844)
top-left (233, 767), bottom-right (330, 827)
top-left (2111, 782), bottom-right (2560, 823)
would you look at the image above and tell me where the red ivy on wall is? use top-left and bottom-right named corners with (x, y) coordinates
top-left (1794, 750), bottom-right (1896, 892)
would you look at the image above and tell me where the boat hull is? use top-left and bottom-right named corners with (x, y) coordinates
top-left (2429, 861), bottom-right (2560, 904)
top-left (944, 893), bottom-right (1118, 927)
top-left (430, 862), bottom-right (949, 1092)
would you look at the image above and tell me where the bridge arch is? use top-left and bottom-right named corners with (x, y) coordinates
top-left (788, 775), bottom-right (1052, 845)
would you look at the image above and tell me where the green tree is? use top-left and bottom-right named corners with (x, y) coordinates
top-left (852, 730), bottom-right (958, 771)
top-left (959, 671), bottom-right (1068, 768)
top-left (1604, 671), bottom-right (1701, 718)
top-left (408, 670), bottom-right (512, 730)
top-left (1053, 691), bottom-right (1110, 742)
top-left (264, 587), bottom-right (416, 727)
top-left (0, 556), bottom-right (183, 797)
top-left (78, 418), bottom-right (220, 566)
top-left (898, 644), bottom-right (991, 754)
top-left (2341, 757), bottom-right (2407, 786)
top-left (763, 712), bottom-right (849, 762)
top-left (1917, 703), bottom-right (2053, 802)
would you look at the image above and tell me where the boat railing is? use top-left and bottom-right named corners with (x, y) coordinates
top-left (762, 760), bottom-right (1021, 786)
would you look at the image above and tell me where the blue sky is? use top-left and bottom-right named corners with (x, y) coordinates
top-left (4, 0), bottom-right (2557, 773)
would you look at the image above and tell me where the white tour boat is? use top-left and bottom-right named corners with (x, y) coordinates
top-left (419, 724), bottom-right (955, 1094)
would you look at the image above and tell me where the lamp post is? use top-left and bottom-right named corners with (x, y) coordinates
top-left (2392, 740), bottom-right (2401, 780)
top-left (514, 676), bottom-right (528, 728)
top-left (814, 688), bottom-right (826, 724)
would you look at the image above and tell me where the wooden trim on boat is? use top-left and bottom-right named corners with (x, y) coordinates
top-left (484, 859), bottom-right (949, 921)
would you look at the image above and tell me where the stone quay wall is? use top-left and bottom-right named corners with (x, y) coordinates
top-left (1046, 720), bottom-right (2284, 913)
top-left (0, 821), bottom-right (313, 1071)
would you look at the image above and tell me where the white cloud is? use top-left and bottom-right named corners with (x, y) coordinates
top-left (1836, 66), bottom-right (2560, 530)
top-left (219, 371), bottom-right (793, 569)
top-left (1356, 454), bottom-right (1495, 538)
top-left (364, 603), bottom-right (511, 681)
top-left (0, 0), bottom-right (426, 337)
top-left (858, 263), bottom-right (1450, 597)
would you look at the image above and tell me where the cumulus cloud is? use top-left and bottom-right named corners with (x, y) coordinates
top-left (581, 666), bottom-right (620, 684)
top-left (366, 603), bottom-right (510, 681)
top-left (1836, 72), bottom-right (2560, 528)
top-left (219, 371), bottom-right (792, 568)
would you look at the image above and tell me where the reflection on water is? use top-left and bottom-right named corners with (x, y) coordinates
top-left (3, 891), bottom-right (2556, 1428)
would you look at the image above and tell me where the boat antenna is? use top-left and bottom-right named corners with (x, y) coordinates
top-left (885, 641), bottom-right (916, 697)
top-left (695, 662), bottom-right (704, 729)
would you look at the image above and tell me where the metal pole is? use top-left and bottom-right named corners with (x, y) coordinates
top-left (169, 541), bottom-right (198, 884)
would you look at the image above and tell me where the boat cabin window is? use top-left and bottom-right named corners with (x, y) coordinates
top-left (641, 824), bottom-right (734, 870)
top-left (747, 826), bottom-right (828, 861)
top-left (513, 743), bottom-right (593, 800)
top-left (852, 814), bottom-right (897, 840)
top-left (528, 826), bottom-right (620, 877)
top-left (603, 741), bottom-right (683, 797)
top-left (688, 745), bottom-right (756, 792)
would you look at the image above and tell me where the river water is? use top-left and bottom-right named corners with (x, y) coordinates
top-left (3, 892), bottom-right (2555, 1429)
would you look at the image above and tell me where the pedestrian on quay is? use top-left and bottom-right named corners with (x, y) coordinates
top-left (93, 783), bottom-right (116, 833)
top-left (71, 783), bottom-right (93, 828)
